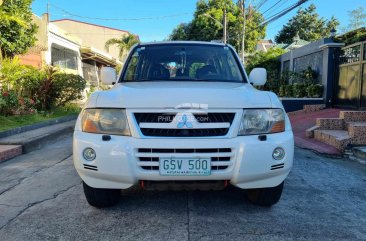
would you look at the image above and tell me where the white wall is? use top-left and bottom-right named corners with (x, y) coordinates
top-left (46, 32), bottom-right (83, 77)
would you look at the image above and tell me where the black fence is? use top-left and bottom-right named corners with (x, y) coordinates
top-left (334, 41), bottom-right (366, 109)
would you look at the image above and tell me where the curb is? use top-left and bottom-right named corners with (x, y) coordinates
top-left (0, 120), bottom-right (76, 154)
top-left (22, 124), bottom-right (75, 153)
top-left (0, 114), bottom-right (78, 139)
top-left (295, 145), bottom-right (344, 159)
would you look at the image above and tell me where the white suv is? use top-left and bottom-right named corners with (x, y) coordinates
top-left (73, 41), bottom-right (294, 208)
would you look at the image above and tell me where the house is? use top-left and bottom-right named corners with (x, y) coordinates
top-left (19, 14), bottom-right (84, 77)
top-left (51, 19), bottom-right (132, 86)
top-left (276, 34), bottom-right (310, 51)
top-left (256, 40), bottom-right (274, 52)
top-left (18, 14), bottom-right (49, 69)
top-left (51, 19), bottom-right (130, 61)
top-left (19, 15), bottom-right (136, 87)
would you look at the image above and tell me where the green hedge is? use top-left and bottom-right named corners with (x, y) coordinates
top-left (0, 58), bottom-right (86, 115)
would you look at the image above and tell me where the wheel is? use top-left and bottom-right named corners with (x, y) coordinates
top-left (246, 182), bottom-right (284, 207)
top-left (82, 181), bottom-right (120, 208)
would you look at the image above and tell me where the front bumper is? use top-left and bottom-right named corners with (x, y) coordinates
top-left (73, 130), bottom-right (294, 190)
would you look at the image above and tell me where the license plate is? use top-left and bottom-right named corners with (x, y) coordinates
top-left (159, 158), bottom-right (211, 176)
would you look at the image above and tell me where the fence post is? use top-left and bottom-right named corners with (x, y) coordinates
top-left (319, 42), bottom-right (345, 107)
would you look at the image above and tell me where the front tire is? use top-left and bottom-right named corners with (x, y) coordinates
top-left (83, 182), bottom-right (120, 208)
top-left (246, 182), bottom-right (284, 207)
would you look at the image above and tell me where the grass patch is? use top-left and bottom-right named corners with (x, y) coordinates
top-left (0, 104), bottom-right (81, 132)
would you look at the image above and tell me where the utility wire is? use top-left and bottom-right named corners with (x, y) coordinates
top-left (262, 0), bottom-right (283, 15)
top-left (261, 0), bottom-right (308, 26)
top-left (255, 0), bottom-right (268, 10)
top-left (263, 0), bottom-right (291, 18)
top-left (49, 3), bottom-right (191, 21)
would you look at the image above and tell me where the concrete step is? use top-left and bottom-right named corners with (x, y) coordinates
top-left (350, 146), bottom-right (366, 165)
top-left (339, 111), bottom-right (366, 122)
top-left (0, 145), bottom-right (22, 163)
top-left (347, 122), bottom-right (366, 144)
top-left (306, 117), bottom-right (345, 138)
top-left (0, 120), bottom-right (75, 154)
top-left (314, 130), bottom-right (351, 151)
top-left (316, 118), bottom-right (345, 130)
top-left (305, 125), bottom-right (319, 138)
top-left (303, 104), bottom-right (326, 112)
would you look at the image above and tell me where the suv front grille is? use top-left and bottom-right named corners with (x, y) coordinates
top-left (134, 113), bottom-right (176, 124)
top-left (136, 148), bottom-right (233, 171)
top-left (134, 112), bottom-right (235, 137)
top-left (193, 113), bottom-right (235, 123)
top-left (140, 128), bottom-right (229, 137)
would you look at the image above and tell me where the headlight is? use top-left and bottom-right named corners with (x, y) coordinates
top-left (238, 109), bottom-right (285, 135)
top-left (81, 108), bottom-right (131, 136)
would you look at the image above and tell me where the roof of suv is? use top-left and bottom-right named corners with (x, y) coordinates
top-left (139, 41), bottom-right (227, 47)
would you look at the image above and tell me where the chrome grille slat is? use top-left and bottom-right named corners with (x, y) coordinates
top-left (136, 152), bottom-right (234, 158)
top-left (136, 148), bottom-right (233, 172)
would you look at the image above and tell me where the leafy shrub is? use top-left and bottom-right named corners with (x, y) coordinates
top-left (301, 67), bottom-right (318, 84)
top-left (279, 85), bottom-right (294, 97)
top-left (19, 66), bottom-right (44, 98)
top-left (284, 85), bottom-right (293, 97)
top-left (279, 85), bottom-right (285, 97)
top-left (33, 66), bottom-right (58, 110)
top-left (59, 103), bottom-right (81, 113)
top-left (246, 48), bottom-right (286, 94)
top-left (0, 57), bottom-right (26, 92)
top-left (277, 66), bottom-right (322, 98)
top-left (306, 84), bottom-right (323, 98)
top-left (33, 67), bottom-right (86, 110)
top-left (335, 28), bottom-right (366, 46)
top-left (0, 59), bottom-right (85, 114)
top-left (278, 83), bottom-right (324, 98)
top-left (0, 57), bottom-right (42, 99)
top-left (53, 73), bottom-right (86, 107)
top-left (0, 90), bottom-right (37, 115)
top-left (0, 90), bottom-right (18, 115)
top-left (281, 67), bottom-right (318, 85)
top-left (13, 97), bottom-right (38, 115)
top-left (293, 84), bottom-right (307, 98)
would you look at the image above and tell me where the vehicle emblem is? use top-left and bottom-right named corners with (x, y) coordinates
top-left (177, 114), bottom-right (193, 128)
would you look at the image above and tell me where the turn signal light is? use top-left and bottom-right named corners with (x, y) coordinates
top-left (271, 120), bottom-right (285, 133)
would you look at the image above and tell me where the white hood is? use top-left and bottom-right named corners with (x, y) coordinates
top-left (90, 81), bottom-right (273, 109)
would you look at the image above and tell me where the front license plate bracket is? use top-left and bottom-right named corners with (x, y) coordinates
top-left (159, 158), bottom-right (211, 176)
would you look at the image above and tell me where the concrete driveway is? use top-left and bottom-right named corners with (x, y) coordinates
top-left (0, 136), bottom-right (365, 241)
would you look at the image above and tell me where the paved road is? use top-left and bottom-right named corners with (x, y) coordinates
top-left (0, 136), bottom-right (365, 241)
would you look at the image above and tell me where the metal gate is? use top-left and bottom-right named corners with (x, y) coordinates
top-left (334, 41), bottom-right (366, 109)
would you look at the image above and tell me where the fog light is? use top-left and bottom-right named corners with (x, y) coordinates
top-left (272, 147), bottom-right (285, 160)
top-left (83, 148), bottom-right (96, 161)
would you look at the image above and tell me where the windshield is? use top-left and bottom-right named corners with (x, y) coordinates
top-left (122, 44), bottom-right (245, 82)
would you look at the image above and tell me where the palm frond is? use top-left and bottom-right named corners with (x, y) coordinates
top-left (104, 34), bottom-right (140, 59)
top-left (104, 38), bottom-right (122, 51)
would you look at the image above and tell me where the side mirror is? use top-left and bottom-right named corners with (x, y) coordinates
top-left (100, 67), bottom-right (117, 85)
top-left (249, 68), bottom-right (267, 86)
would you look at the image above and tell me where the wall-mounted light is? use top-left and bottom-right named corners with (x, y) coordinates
top-left (330, 28), bottom-right (336, 38)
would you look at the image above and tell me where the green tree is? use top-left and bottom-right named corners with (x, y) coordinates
top-left (105, 34), bottom-right (140, 60)
top-left (246, 47), bottom-right (286, 93)
top-left (169, 0), bottom-right (266, 53)
top-left (0, 0), bottom-right (38, 58)
top-left (341, 7), bottom-right (366, 33)
top-left (169, 23), bottom-right (191, 40)
top-left (274, 4), bottom-right (339, 44)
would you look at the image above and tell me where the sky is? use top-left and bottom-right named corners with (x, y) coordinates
top-left (31, 0), bottom-right (366, 42)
